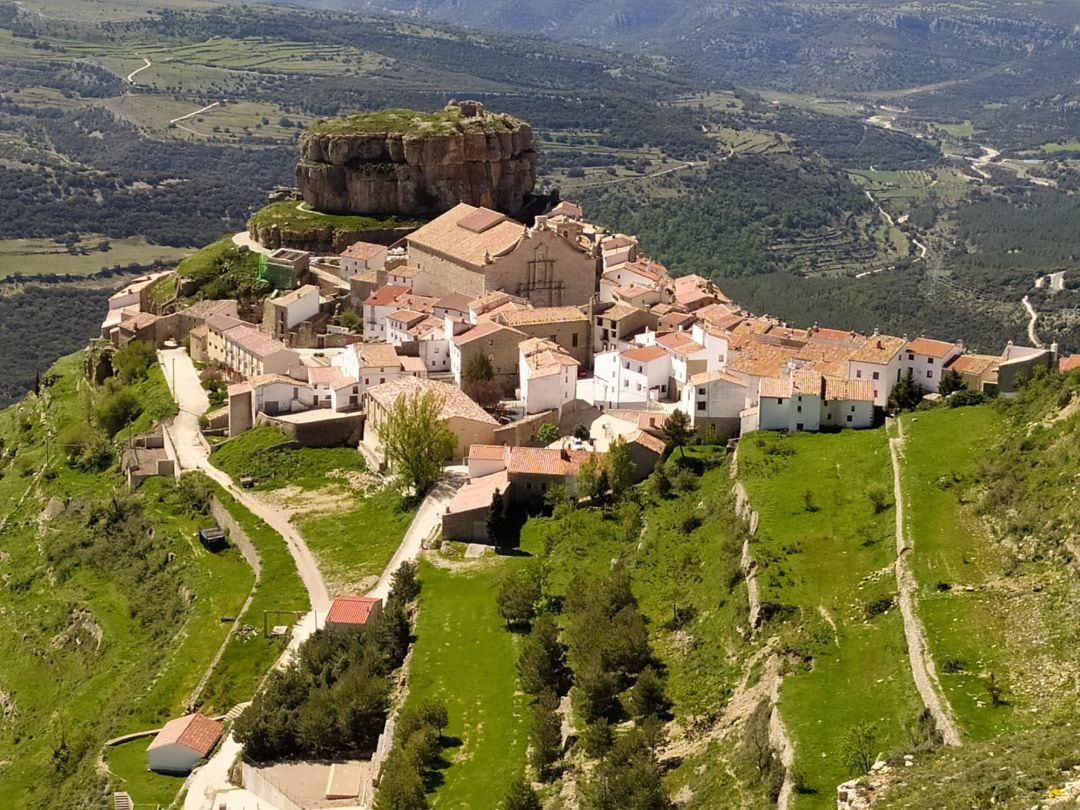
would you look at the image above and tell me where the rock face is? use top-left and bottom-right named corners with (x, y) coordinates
top-left (296, 102), bottom-right (536, 218)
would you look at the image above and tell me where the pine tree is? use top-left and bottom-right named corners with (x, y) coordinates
top-left (605, 435), bottom-right (636, 499)
top-left (529, 690), bottom-right (563, 781)
top-left (503, 777), bottom-right (542, 810)
top-left (517, 615), bottom-right (568, 696)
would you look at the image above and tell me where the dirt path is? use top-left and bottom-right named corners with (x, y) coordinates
top-left (888, 418), bottom-right (962, 747)
top-left (1022, 295), bottom-right (1043, 348)
top-left (126, 56), bottom-right (151, 84)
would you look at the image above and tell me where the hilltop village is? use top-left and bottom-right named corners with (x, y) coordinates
top-left (83, 104), bottom-right (1080, 810)
top-left (102, 191), bottom-right (1062, 539)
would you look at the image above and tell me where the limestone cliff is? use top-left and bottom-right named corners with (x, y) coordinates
top-left (296, 102), bottom-right (536, 218)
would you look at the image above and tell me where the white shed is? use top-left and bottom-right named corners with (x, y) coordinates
top-left (147, 713), bottom-right (224, 774)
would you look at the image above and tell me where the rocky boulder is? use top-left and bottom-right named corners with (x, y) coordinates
top-left (296, 102), bottom-right (536, 218)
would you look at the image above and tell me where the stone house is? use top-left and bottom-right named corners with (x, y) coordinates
top-left (360, 376), bottom-right (498, 464)
top-left (592, 302), bottom-right (659, 353)
top-left (494, 306), bottom-right (590, 366)
top-left (450, 320), bottom-right (529, 395)
top-left (406, 203), bottom-right (597, 308)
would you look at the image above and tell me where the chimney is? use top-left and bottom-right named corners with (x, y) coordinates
top-left (560, 446), bottom-right (570, 461)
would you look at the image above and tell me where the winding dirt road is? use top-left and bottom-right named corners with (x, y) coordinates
top-left (1022, 295), bottom-right (1043, 348)
top-left (126, 56), bottom-right (151, 84)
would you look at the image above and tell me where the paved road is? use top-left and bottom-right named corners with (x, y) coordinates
top-left (367, 466), bottom-right (467, 601)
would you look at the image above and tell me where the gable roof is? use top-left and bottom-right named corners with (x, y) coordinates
top-left (656, 330), bottom-right (705, 356)
top-left (498, 306), bottom-right (587, 327)
top-left (507, 446), bottom-right (594, 477)
top-left (453, 320), bottom-right (527, 347)
top-left (363, 284), bottom-right (410, 308)
top-left (689, 369), bottom-right (748, 387)
top-left (407, 203), bottom-right (524, 270)
top-left (905, 337), bottom-right (958, 358)
top-left (621, 345), bottom-right (668, 363)
top-left (366, 376), bottom-right (497, 424)
top-left (946, 354), bottom-right (999, 375)
top-left (341, 241), bottom-right (387, 261)
top-left (228, 327), bottom-right (294, 359)
top-left (326, 596), bottom-right (382, 626)
top-left (148, 714), bottom-right (223, 756)
top-left (469, 444), bottom-right (510, 461)
top-left (359, 343), bottom-right (401, 369)
top-left (848, 334), bottom-right (906, 365)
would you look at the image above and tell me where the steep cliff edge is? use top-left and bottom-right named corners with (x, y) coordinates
top-left (296, 102), bottom-right (536, 218)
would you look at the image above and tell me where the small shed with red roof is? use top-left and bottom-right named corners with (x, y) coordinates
top-left (325, 596), bottom-right (383, 631)
top-left (147, 713), bottom-right (224, 774)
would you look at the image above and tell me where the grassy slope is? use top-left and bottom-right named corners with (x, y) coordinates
top-left (405, 559), bottom-right (530, 808)
top-left (197, 486), bottom-right (310, 713)
top-left (739, 430), bottom-right (922, 807)
top-left (296, 487), bottom-right (415, 596)
top-left (515, 447), bottom-right (773, 808)
top-left (879, 375), bottom-right (1080, 807)
top-left (209, 424), bottom-right (367, 491)
top-left (106, 737), bottom-right (186, 808)
top-left (0, 355), bottom-right (239, 808)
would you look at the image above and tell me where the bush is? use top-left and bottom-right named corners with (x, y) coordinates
top-left (537, 422), bottom-right (561, 444)
top-left (95, 387), bottom-right (142, 436)
top-left (864, 595), bottom-right (894, 618)
top-left (112, 340), bottom-right (156, 384)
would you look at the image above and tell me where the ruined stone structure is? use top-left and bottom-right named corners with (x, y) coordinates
top-left (295, 102), bottom-right (536, 218)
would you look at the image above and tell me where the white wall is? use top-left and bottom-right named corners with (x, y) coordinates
top-left (283, 288), bottom-right (319, 329)
top-left (681, 378), bottom-right (748, 426)
top-left (848, 358), bottom-right (899, 408)
top-left (821, 398), bottom-right (875, 429)
top-left (149, 744), bottom-right (201, 775)
top-left (522, 365), bottom-right (576, 414)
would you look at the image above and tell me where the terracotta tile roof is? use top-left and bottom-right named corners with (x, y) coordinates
top-left (498, 306), bottom-right (587, 327)
top-left (809, 326), bottom-right (865, 345)
top-left (409, 316), bottom-right (445, 340)
top-left (601, 234), bottom-right (636, 250)
top-left (658, 312), bottom-right (697, 332)
top-left (791, 369), bottom-right (825, 395)
top-left (637, 412), bottom-right (668, 432)
top-left (388, 265), bottom-right (418, 278)
top-left (905, 337), bottom-right (958, 359)
top-left (548, 201), bottom-right (583, 219)
top-left (621, 345), bottom-right (668, 363)
top-left (620, 259), bottom-right (668, 283)
top-left (521, 338), bottom-right (579, 377)
top-left (627, 429), bottom-right (667, 455)
top-left (848, 334), bottom-right (906, 364)
top-left (758, 377), bottom-right (793, 399)
top-left (656, 331), bottom-right (704, 356)
top-left (326, 596), bottom-right (382, 626)
top-left (689, 369), bottom-right (747, 387)
top-left (359, 343), bottom-right (401, 369)
top-left (445, 470), bottom-right (510, 516)
top-left (228, 327), bottom-right (294, 359)
top-left (400, 356), bottom-right (427, 374)
top-left (824, 377), bottom-right (875, 402)
top-left (272, 284), bottom-right (318, 308)
top-left (453, 320), bottom-right (526, 347)
top-left (398, 293), bottom-right (437, 314)
top-left (341, 241), bottom-right (386, 261)
top-left (947, 354), bottom-right (999, 375)
top-left (1060, 355), bottom-right (1080, 373)
top-left (388, 309), bottom-right (427, 326)
top-left (508, 446), bottom-right (594, 477)
top-left (727, 342), bottom-right (801, 379)
top-left (308, 366), bottom-right (348, 385)
top-left (206, 314), bottom-right (248, 334)
top-left (180, 298), bottom-right (238, 320)
top-left (149, 714), bottom-right (223, 756)
top-left (435, 293), bottom-right (473, 313)
top-left (407, 203), bottom-right (524, 270)
top-left (601, 302), bottom-right (644, 322)
top-left (469, 444), bottom-right (510, 461)
top-left (366, 376), bottom-right (497, 424)
top-left (250, 373), bottom-right (308, 390)
top-left (614, 283), bottom-right (654, 299)
top-left (363, 285), bottom-right (410, 308)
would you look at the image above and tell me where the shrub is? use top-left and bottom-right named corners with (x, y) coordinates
top-left (112, 340), bottom-right (156, 383)
top-left (864, 595), bottom-right (894, 618)
top-left (95, 387), bottom-right (142, 436)
top-left (866, 483), bottom-right (891, 514)
top-left (537, 423), bottom-right (561, 444)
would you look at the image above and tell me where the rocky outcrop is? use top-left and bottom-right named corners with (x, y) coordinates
top-left (296, 102), bottom-right (536, 217)
top-left (247, 222), bottom-right (416, 255)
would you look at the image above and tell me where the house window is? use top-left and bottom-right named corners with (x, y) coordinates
top-left (777, 398), bottom-right (784, 405)
top-left (624, 361), bottom-right (630, 369)
top-left (572, 333), bottom-right (579, 348)
top-left (908, 353), bottom-right (914, 361)
top-left (623, 380), bottom-right (629, 387)
top-left (856, 370), bottom-right (862, 378)
top-left (797, 405), bottom-right (802, 413)
top-left (596, 317), bottom-right (603, 326)
top-left (851, 405), bottom-right (856, 412)
top-left (293, 387), bottom-right (298, 398)
top-left (364, 378), bottom-right (370, 385)
top-left (797, 395), bottom-right (802, 402)
top-left (697, 401), bottom-right (706, 411)
top-left (928, 358), bottom-right (934, 365)
top-left (380, 378), bottom-right (385, 384)
top-left (698, 387), bottom-right (706, 395)
top-left (827, 413), bottom-right (832, 420)
top-left (874, 389), bottom-right (878, 399)
top-left (796, 422), bottom-right (804, 430)
top-left (636, 383), bottom-right (642, 391)
top-left (872, 371), bottom-right (879, 380)
top-left (926, 370), bottom-right (932, 379)
top-left (846, 414), bottom-right (853, 423)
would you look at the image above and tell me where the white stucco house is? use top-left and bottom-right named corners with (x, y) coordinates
top-left (339, 240), bottom-right (388, 278)
top-left (147, 714), bottom-right (224, 774)
top-left (680, 369), bottom-right (749, 428)
top-left (519, 338), bottom-right (579, 414)
top-left (847, 333), bottom-right (907, 408)
top-left (747, 371), bottom-right (875, 434)
top-left (593, 344), bottom-right (671, 407)
top-left (901, 337), bottom-right (963, 393)
top-left (362, 284), bottom-right (409, 341)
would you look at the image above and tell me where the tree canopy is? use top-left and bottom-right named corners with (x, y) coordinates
top-left (376, 390), bottom-right (457, 496)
